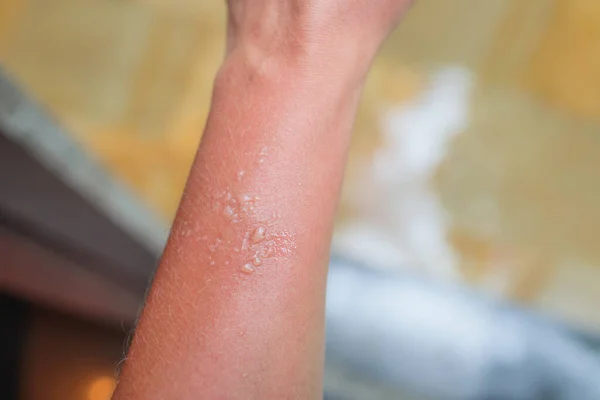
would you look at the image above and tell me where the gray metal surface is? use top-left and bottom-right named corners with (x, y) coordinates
top-left (0, 67), bottom-right (168, 253)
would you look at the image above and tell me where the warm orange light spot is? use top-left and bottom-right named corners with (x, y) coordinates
top-left (88, 376), bottom-right (116, 400)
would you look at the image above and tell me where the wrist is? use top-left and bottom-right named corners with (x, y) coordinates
top-left (218, 37), bottom-right (372, 94)
top-left (224, 14), bottom-right (378, 88)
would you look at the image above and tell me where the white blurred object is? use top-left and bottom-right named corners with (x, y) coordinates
top-left (325, 257), bottom-right (600, 400)
top-left (334, 66), bottom-right (474, 281)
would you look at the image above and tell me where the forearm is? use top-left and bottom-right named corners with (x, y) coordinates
top-left (113, 46), bottom-right (365, 399)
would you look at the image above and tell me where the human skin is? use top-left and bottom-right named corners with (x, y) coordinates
top-left (112, 1), bottom-right (413, 399)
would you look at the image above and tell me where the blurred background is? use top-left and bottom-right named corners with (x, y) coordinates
top-left (1, 1), bottom-right (600, 399)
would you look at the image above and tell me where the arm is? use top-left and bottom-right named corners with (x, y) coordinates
top-left (113, 2), bottom-right (412, 399)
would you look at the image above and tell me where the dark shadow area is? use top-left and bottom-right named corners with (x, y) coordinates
top-left (0, 294), bottom-right (29, 400)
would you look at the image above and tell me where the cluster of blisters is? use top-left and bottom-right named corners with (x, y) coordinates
top-left (217, 189), bottom-right (266, 274)
top-left (220, 152), bottom-right (296, 275)
top-left (238, 224), bottom-right (297, 275)
top-left (220, 191), bottom-right (261, 224)
top-left (240, 225), bottom-right (270, 275)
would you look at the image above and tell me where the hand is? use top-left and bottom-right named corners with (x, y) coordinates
top-left (225, 0), bottom-right (415, 76)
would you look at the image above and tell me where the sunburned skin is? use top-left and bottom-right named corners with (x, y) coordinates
top-left (112, 1), bottom-right (414, 398)
top-left (169, 139), bottom-right (298, 277)
top-left (113, 63), bottom-right (356, 398)
top-left (203, 155), bottom-right (298, 276)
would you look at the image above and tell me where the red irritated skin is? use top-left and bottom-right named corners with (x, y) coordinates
top-left (112, 2), bottom-right (414, 399)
